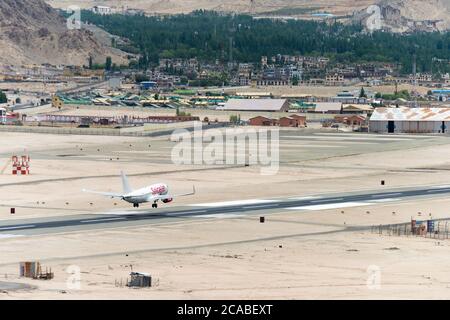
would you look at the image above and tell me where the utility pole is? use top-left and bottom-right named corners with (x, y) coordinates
top-left (228, 15), bottom-right (236, 70)
top-left (412, 53), bottom-right (418, 108)
top-left (229, 36), bottom-right (233, 65)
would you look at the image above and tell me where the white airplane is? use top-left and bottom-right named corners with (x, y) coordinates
top-left (83, 171), bottom-right (195, 208)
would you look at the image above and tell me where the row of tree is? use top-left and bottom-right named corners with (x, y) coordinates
top-left (80, 10), bottom-right (450, 75)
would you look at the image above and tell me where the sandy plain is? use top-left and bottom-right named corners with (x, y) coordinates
top-left (0, 119), bottom-right (450, 299)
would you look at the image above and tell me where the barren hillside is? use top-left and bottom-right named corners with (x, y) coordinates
top-left (46, 0), bottom-right (373, 14)
top-left (0, 0), bottom-right (127, 66)
top-left (355, 0), bottom-right (450, 32)
top-left (47, 0), bottom-right (450, 32)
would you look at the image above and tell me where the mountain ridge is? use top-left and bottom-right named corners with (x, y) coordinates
top-left (0, 0), bottom-right (127, 66)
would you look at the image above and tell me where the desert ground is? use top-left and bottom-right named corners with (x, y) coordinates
top-left (1, 114), bottom-right (450, 299)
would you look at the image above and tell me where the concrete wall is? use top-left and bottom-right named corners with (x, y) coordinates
top-left (142, 121), bottom-right (200, 132)
top-left (118, 121), bottom-right (199, 134)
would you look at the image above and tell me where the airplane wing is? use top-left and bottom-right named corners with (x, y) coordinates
top-left (82, 189), bottom-right (124, 199)
top-left (171, 185), bottom-right (196, 198)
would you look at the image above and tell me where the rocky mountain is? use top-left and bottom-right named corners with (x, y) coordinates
top-left (0, 0), bottom-right (127, 66)
top-left (355, 0), bottom-right (450, 33)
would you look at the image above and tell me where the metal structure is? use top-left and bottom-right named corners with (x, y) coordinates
top-left (127, 272), bottom-right (152, 288)
top-left (12, 155), bottom-right (30, 175)
top-left (19, 261), bottom-right (54, 280)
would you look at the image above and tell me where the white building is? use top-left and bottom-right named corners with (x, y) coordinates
top-left (370, 107), bottom-right (450, 134)
top-left (92, 6), bottom-right (113, 15)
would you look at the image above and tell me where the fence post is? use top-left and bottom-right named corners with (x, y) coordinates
top-left (438, 222), bottom-right (441, 239)
top-left (446, 222), bottom-right (448, 240)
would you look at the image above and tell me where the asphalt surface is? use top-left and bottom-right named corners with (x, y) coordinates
top-left (1, 184), bottom-right (450, 236)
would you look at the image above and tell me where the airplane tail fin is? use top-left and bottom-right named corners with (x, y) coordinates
top-left (121, 171), bottom-right (132, 194)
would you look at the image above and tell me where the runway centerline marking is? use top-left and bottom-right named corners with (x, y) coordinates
top-left (286, 202), bottom-right (372, 211)
top-left (426, 189), bottom-right (450, 193)
top-left (243, 204), bottom-right (278, 209)
top-left (80, 217), bottom-right (125, 223)
top-left (371, 193), bottom-right (402, 198)
top-left (193, 214), bottom-right (242, 219)
top-left (369, 198), bottom-right (402, 203)
top-left (0, 225), bottom-right (35, 231)
top-left (190, 199), bottom-right (280, 207)
top-left (166, 210), bottom-right (207, 216)
top-left (311, 198), bottom-right (343, 203)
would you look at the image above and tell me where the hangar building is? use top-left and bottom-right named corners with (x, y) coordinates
top-left (369, 107), bottom-right (450, 134)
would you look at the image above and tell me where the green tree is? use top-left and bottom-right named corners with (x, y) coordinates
top-left (359, 87), bottom-right (367, 98)
top-left (230, 114), bottom-right (240, 124)
top-left (105, 56), bottom-right (112, 71)
top-left (134, 74), bottom-right (149, 83)
top-left (0, 91), bottom-right (7, 104)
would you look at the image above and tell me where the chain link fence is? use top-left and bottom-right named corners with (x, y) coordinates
top-left (371, 219), bottom-right (450, 240)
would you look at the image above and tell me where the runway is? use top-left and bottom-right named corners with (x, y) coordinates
top-left (1, 184), bottom-right (450, 236)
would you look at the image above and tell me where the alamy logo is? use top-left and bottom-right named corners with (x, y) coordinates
top-left (171, 122), bottom-right (279, 175)
top-left (366, 265), bottom-right (381, 290)
top-left (66, 265), bottom-right (81, 290)
top-left (66, 6), bottom-right (81, 30)
top-left (366, 5), bottom-right (383, 32)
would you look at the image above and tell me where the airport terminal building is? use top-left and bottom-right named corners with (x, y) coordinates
top-left (369, 107), bottom-right (450, 134)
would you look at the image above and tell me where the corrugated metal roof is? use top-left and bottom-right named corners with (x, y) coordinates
top-left (314, 102), bottom-right (342, 112)
top-left (236, 92), bottom-right (272, 96)
top-left (223, 99), bottom-right (287, 111)
top-left (370, 107), bottom-right (450, 121)
top-left (343, 104), bottom-right (373, 111)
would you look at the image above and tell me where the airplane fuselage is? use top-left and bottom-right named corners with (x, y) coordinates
top-left (123, 183), bottom-right (169, 205)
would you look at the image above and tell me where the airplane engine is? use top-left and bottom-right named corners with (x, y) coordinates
top-left (162, 198), bottom-right (173, 203)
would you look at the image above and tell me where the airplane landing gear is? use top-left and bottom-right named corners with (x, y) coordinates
top-left (152, 202), bottom-right (158, 208)
top-left (133, 203), bottom-right (139, 208)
